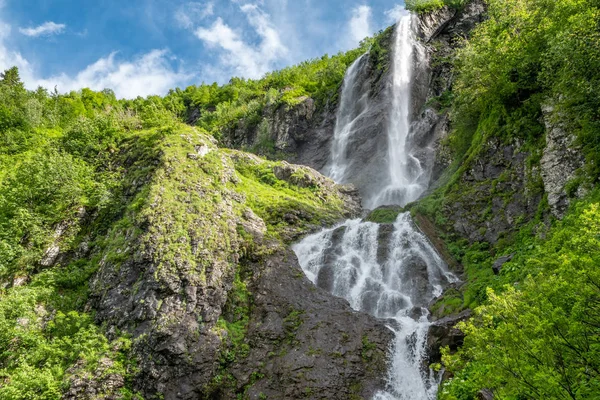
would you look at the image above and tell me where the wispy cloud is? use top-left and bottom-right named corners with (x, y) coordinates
top-left (19, 21), bottom-right (66, 37)
top-left (349, 5), bottom-right (372, 44)
top-left (194, 4), bottom-right (287, 79)
top-left (385, 4), bottom-right (408, 23)
top-left (175, 1), bottom-right (214, 29)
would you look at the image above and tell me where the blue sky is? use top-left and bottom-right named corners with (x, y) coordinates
top-left (0, 0), bottom-right (406, 98)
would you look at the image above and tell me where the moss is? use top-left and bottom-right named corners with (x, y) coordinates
top-left (361, 335), bottom-right (378, 363)
top-left (368, 26), bottom-right (394, 75)
top-left (283, 308), bottom-right (305, 344)
top-left (348, 381), bottom-right (363, 400)
top-left (430, 288), bottom-right (465, 318)
top-left (364, 206), bottom-right (403, 224)
top-left (230, 152), bottom-right (346, 242)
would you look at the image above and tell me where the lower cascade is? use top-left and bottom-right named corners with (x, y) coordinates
top-left (293, 214), bottom-right (457, 399)
top-left (294, 11), bottom-right (457, 400)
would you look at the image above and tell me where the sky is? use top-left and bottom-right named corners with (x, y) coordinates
top-left (0, 0), bottom-right (407, 98)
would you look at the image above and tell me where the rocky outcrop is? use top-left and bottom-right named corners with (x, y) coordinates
top-left (426, 309), bottom-right (471, 365)
top-left (443, 138), bottom-right (543, 244)
top-left (226, 248), bottom-right (393, 399)
top-left (221, 97), bottom-right (336, 170)
top-left (88, 128), bottom-right (392, 399)
top-left (63, 358), bottom-right (126, 400)
top-left (540, 104), bottom-right (585, 218)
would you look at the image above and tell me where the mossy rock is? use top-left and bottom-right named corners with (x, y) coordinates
top-left (363, 206), bottom-right (403, 224)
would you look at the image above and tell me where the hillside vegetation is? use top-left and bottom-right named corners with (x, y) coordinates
top-left (408, 0), bottom-right (600, 398)
top-left (0, 35), bottom-right (371, 398)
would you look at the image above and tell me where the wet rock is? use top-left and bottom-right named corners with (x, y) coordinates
top-left (427, 309), bottom-right (471, 364)
top-left (226, 248), bottom-right (394, 400)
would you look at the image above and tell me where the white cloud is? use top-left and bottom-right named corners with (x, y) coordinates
top-left (19, 21), bottom-right (66, 37)
top-left (33, 50), bottom-right (191, 98)
top-left (194, 4), bottom-right (287, 79)
top-left (0, 17), bottom-right (189, 98)
top-left (0, 23), bottom-right (33, 76)
top-left (385, 4), bottom-right (408, 23)
top-left (175, 1), bottom-right (214, 29)
top-left (349, 5), bottom-right (372, 45)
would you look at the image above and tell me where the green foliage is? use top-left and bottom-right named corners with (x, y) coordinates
top-left (0, 263), bottom-right (136, 399)
top-left (405, 0), bottom-right (446, 12)
top-left (0, 69), bottom-right (170, 398)
top-left (361, 336), bottom-right (377, 363)
top-left (441, 198), bottom-right (600, 399)
top-left (231, 155), bottom-right (345, 241)
top-left (405, 0), bottom-right (468, 13)
top-left (451, 0), bottom-right (600, 182)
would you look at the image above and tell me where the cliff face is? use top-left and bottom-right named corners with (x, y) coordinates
top-left (85, 126), bottom-right (392, 399)
top-left (218, 28), bottom-right (395, 178)
top-left (412, 0), bottom-right (587, 247)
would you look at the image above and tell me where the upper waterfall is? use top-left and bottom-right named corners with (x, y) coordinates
top-left (327, 53), bottom-right (370, 183)
top-left (325, 14), bottom-right (431, 209)
top-left (372, 16), bottom-right (428, 208)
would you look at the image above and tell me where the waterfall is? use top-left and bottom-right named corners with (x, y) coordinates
top-left (327, 53), bottom-right (370, 183)
top-left (325, 13), bottom-right (429, 210)
top-left (295, 12), bottom-right (454, 400)
top-left (372, 16), bottom-right (428, 209)
top-left (294, 214), bottom-right (457, 399)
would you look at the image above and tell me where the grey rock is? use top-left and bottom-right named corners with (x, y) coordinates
top-left (540, 104), bottom-right (585, 218)
top-left (492, 254), bottom-right (514, 275)
top-left (88, 150), bottom-right (389, 399)
top-left (444, 138), bottom-right (542, 244)
top-left (63, 358), bottom-right (125, 400)
top-left (227, 249), bottom-right (394, 400)
top-left (427, 309), bottom-right (472, 364)
top-left (478, 388), bottom-right (495, 400)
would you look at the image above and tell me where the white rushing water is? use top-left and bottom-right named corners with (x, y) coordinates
top-left (293, 214), bottom-right (457, 399)
top-left (372, 15), bottom-right (428, 209)
top-left (326, 13), bottom-right (429, 209)
top-left (294, 12), bottom-right (457, 400)
top-left (327, 53), bottom-right (370, 183)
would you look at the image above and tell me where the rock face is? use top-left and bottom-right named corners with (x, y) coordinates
top-left (228, 249), bottom-right (393, 399)
top-left (540, 104), bottom-right (585, 218)
top-left (443, 137), bottom-right (543, 244)
top-left (63, 358), bottom-right (126, 400)
top-left (414, 0), bottom-right (488, 187)
top-left (426, 310), bottom-right (472, 365)
top-left (410, 2), bottom-right (545, 245)
top-left (221, 96), bottom-right (335, 170)
top-left (88, 129), bottom-right (392, 399)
